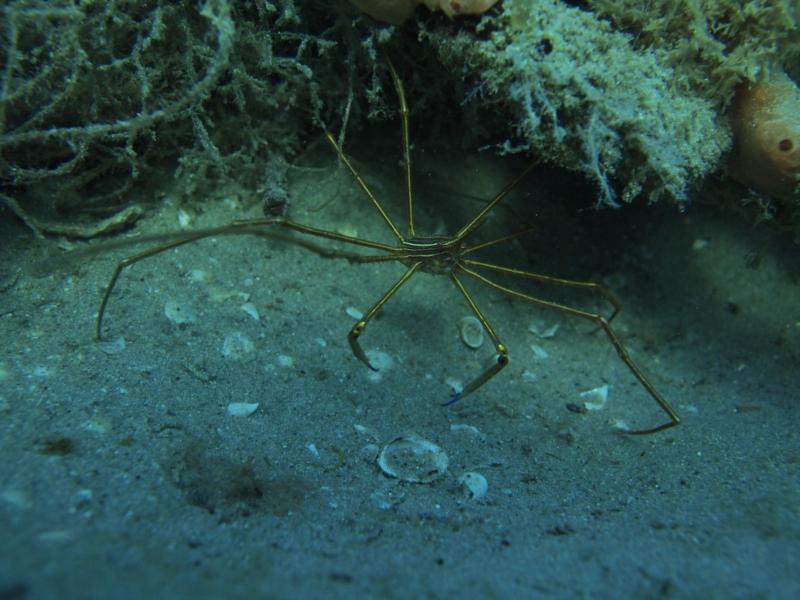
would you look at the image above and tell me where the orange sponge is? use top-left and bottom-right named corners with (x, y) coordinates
top-left (728, 70), bottom-right (800, 200)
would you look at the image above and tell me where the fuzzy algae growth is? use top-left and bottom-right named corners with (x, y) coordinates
top-left (427, 0), bottom-right (732, 206)
top-left (4, 0), bottom-right (799, 237)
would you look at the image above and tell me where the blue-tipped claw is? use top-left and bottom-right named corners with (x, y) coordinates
top-left (442, 390), bottom-right (461, 407)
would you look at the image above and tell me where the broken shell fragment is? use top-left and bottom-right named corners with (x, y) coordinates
top-left (458, 471), bottom-right (488, 500)
top-left (529, 321), bottom-right (559, 339)
top-left (580, 384), bottom-right (609, 411)
top-left (227, 402), bottom-right (259, 417)
top-left (240, 302), bottom-right (260, 321)
top-left (377, 434), bottom-right (448, 483)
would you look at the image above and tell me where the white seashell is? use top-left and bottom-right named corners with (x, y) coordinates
top-left (458, 471), bottom-right (488, 500)
top-left (306, 443), bottom-right (321, 460)
top-left (177, 208), bottom-right (193, 228)
top-left (240, 303), bottom-right (260, 321)
top-left (529, 321), bottom-right (560, 338)
top-left (346, 306), bottom-right (364, 320)
top-left (580, 384), bottom-right (609, 411)
top-left (227, 402), bottom-right (258, 417)
top-left (459, 316), bottom-right (485, 349)
top-left (377, 434), bottom-right (448, 483)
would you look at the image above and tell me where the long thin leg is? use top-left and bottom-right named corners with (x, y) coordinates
top-left (387, 60), bottom-right (415, 237)
top-left (463, 258), bottom-right (621, 323)
top-left (460, 226), bottom-right (537, 256)
top-left (96, 231), bottom-right (226, 340)
top-left (458, 265), bottom-right (680, 434)
top-left (95, 217), bottom-right (400, 340)
top-left (348, 262), bottom-right (422, 370)
top-left (447, 273), bottom-right (508, 404)
top-left (324, 133), bottom-right (405, 243)
top-left (454, 160), bottom-right (538, 242)
top-left (241, 217), bottom-right (398, 252)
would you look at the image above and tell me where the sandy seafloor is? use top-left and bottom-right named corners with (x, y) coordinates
top-left (1, 130), bottom-right (799, 599)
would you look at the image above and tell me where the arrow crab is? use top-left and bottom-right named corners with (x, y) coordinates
top-left (95, 62), bottom-right (679, 434)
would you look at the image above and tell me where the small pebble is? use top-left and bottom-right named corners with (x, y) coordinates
top-left (276, 354), bottom-right (294, 368)
top-left (566, 402), bottom-right (588, 414)
top-left (32, 366), bottom-right (55, 378)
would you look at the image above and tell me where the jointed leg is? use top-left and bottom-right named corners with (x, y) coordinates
top-left (454, 161), bottom-right (539, 241)
top-left (95, 217), bottom-right (399, 340)
top-left (447, 273), bottom-right (508, 404)
top-left (348, 262), bottom-right (422, 370)
top-left (96, 230), bottom-right (227, 340)
top-left (463, 258), bottom-right (622, 323)
top-left (387, 60), bottom-right (415, 237)
top-left (324, 133), bottom-right (405, 243)
top-left (458, 265), bottom-right (679, 434)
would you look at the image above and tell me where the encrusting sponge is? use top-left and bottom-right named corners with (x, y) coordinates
top-left (728, 69), bottom-right (800, 200)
